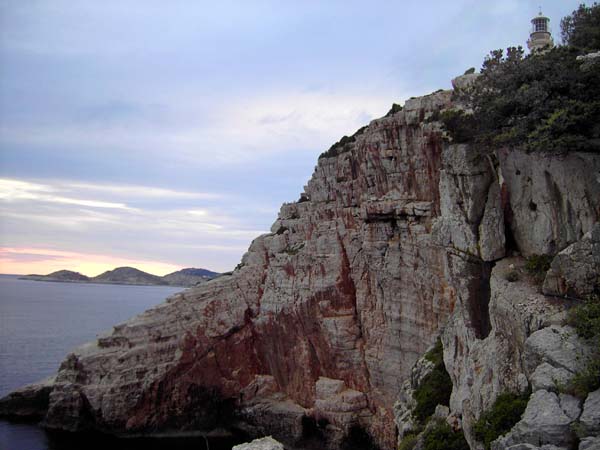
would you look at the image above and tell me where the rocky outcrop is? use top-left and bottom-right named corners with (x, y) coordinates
top-left (498, 148), bottom-right (600, 257)
top-left (232, 436), bottom-right (284, 450)
top-left (543, 223), bottom-right (600, 298)
top-left (2, 79), bottom-right (600, 450)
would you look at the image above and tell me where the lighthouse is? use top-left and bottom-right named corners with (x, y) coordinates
top-left (527, 10), bottom-right (554, 52)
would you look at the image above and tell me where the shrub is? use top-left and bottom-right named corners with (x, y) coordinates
top-left (319, 125), bottom-right (368, 159)
top-left (564, 295), bottom-right (600, 397)
top-left (386, 103), bottom-right (403, 117)
top-left (473, 392), bottom-right (529, 450)
top-left (524, 254), bottom-right (553, 284)
top-left (422, 420), bottom-right (469, 450)
top-left (567, 295), bottom-right (600, 339)
top-left (413, 339), bottom-right (452, 424)
top-left (398, 433), bottom-right (418, 450)
top-left (439, 109), bottom-right (476, 143)
top-left (454, 5), bottom-right (600, 154)
top-left (561, 3), bottom-right (600, 52)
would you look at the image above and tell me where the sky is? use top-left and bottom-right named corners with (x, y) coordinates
top-left (0, 0), bottom-right (584, 275)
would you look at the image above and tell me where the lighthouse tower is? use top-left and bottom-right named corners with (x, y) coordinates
top-left (527, 10), bottom-right (554, 52)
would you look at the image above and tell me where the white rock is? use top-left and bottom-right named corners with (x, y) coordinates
top-left (232, 436), bottom-right (285, 450)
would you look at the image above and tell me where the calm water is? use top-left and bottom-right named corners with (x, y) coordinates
top-left (0, 275), bottom-right (228, 450)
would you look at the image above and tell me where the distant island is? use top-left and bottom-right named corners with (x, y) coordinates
top-left (20, 266), bottom-right (219, 288)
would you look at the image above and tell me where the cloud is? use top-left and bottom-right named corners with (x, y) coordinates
top-left (0, 179), bottom-right (133, 210)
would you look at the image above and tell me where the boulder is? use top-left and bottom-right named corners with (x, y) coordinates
top-left (493, 390), bottom-right (574, 449)
top-left (543, 223), bottom-right (600, 298)
top-left (232, 436), bottom-right (285, 450)
top-left (580, 389), bottom-right (600, 435)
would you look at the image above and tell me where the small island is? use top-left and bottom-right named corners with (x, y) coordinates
top-left (20, 266), bottom-right (219, 288)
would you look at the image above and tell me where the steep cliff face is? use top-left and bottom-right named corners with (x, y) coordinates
top-left (1, 90), bottom-right (458, 449)
top-left (2, 79), bottom-right (600, 450)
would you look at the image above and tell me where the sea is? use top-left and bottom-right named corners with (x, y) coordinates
top-left (0, 275), bottom-right (243, 450)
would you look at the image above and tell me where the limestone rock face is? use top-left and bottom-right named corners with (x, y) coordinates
top-left (498, 148), bottom-right (600, 257)
top-left (543, 223), bottom-right (600, 298)
top-left (581, 389), bottom-right (600, 436)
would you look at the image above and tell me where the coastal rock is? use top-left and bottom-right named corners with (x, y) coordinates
top-left (232, 436), bottom-right (284, 450)
top-left (543, 223), bottom-right (600, 298)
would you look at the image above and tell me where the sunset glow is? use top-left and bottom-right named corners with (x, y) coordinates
top-left (0, 247), bottom-right (183, 277)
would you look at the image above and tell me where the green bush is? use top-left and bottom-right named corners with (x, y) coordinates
top-left (567, 295), bottom-right (600, 339)
top-left (385, 103), bottom-right (403, 117)
top-left (439, 109), bottom-right (476, 143)
top-left (473, 392), bottom-right (529, 450)
top-left (422, 420), bottom-right (469, 450)
top-left (398, 433), bottom-right (418, 450)
top-left (564, 295), bottom-right (600, 397)
top-left (561, 3), bottom-right (600, 52)
top-left (413, 339), bottom-right (452, 424)
top-left (453, 4), bottom-right (600, 154)
top-left (524, 254), bottom-right (553, 283)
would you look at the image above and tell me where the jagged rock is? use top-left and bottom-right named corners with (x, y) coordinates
top-left (0, 377), bottom-right (54, 420)
top-left (443, 258), bottom-right (567, 448)
top-left (580, 436), bottom-right (600, 450)
top-left (543, 223), bottom-right (600, 298)
top-left (498, 148), bottom-right (600, 257)
top-left (530, 363), bottom-right (575, 392)
top-left (581, 389), bottom-right (600, 435)
top-left (393, 344), bottom-right (436, 440)
top-left (524, 326), bottom-right (592, 376)
top-left (559, 394), bottom-right (582, 421)
top-left (232, 436), bottom-right (284, 450)
top-left (452, 73), bottom-right (481, 90)
top-left (479, 181), bottom-right (506, 261)
top-left (493, 390), bottom-right (574, 449)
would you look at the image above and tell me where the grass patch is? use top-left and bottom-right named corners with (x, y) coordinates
top-left (473, 392), bottom-right (529, 450)
top-left (423, 420), bottom-right (469, 450)
top-left (413, 339), bottom-right (452, 424)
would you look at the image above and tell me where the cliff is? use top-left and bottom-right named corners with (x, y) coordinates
top-left (1, 76), bottom-right (599, 449)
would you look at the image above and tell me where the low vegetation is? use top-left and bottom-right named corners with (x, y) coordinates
top-left (319, 125), bottom-right (368, 159)
top-left (524, 254), bottom-right (553, 284)
top-left (564, 295), bottom-right (600, 397)
top-left (422, 420), bottom-right (469, 450)
top-left (445, 3), bottom-right (600, 153)
top-left (413, 339), bottom-right (452, 424)
top-left (473, 391), bottom-right (530, 450)
top-left (397, 432), bottom-right (418, 450)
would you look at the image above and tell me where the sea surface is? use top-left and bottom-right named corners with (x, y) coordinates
top-left (0, 275), bottom-right (242, 450)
